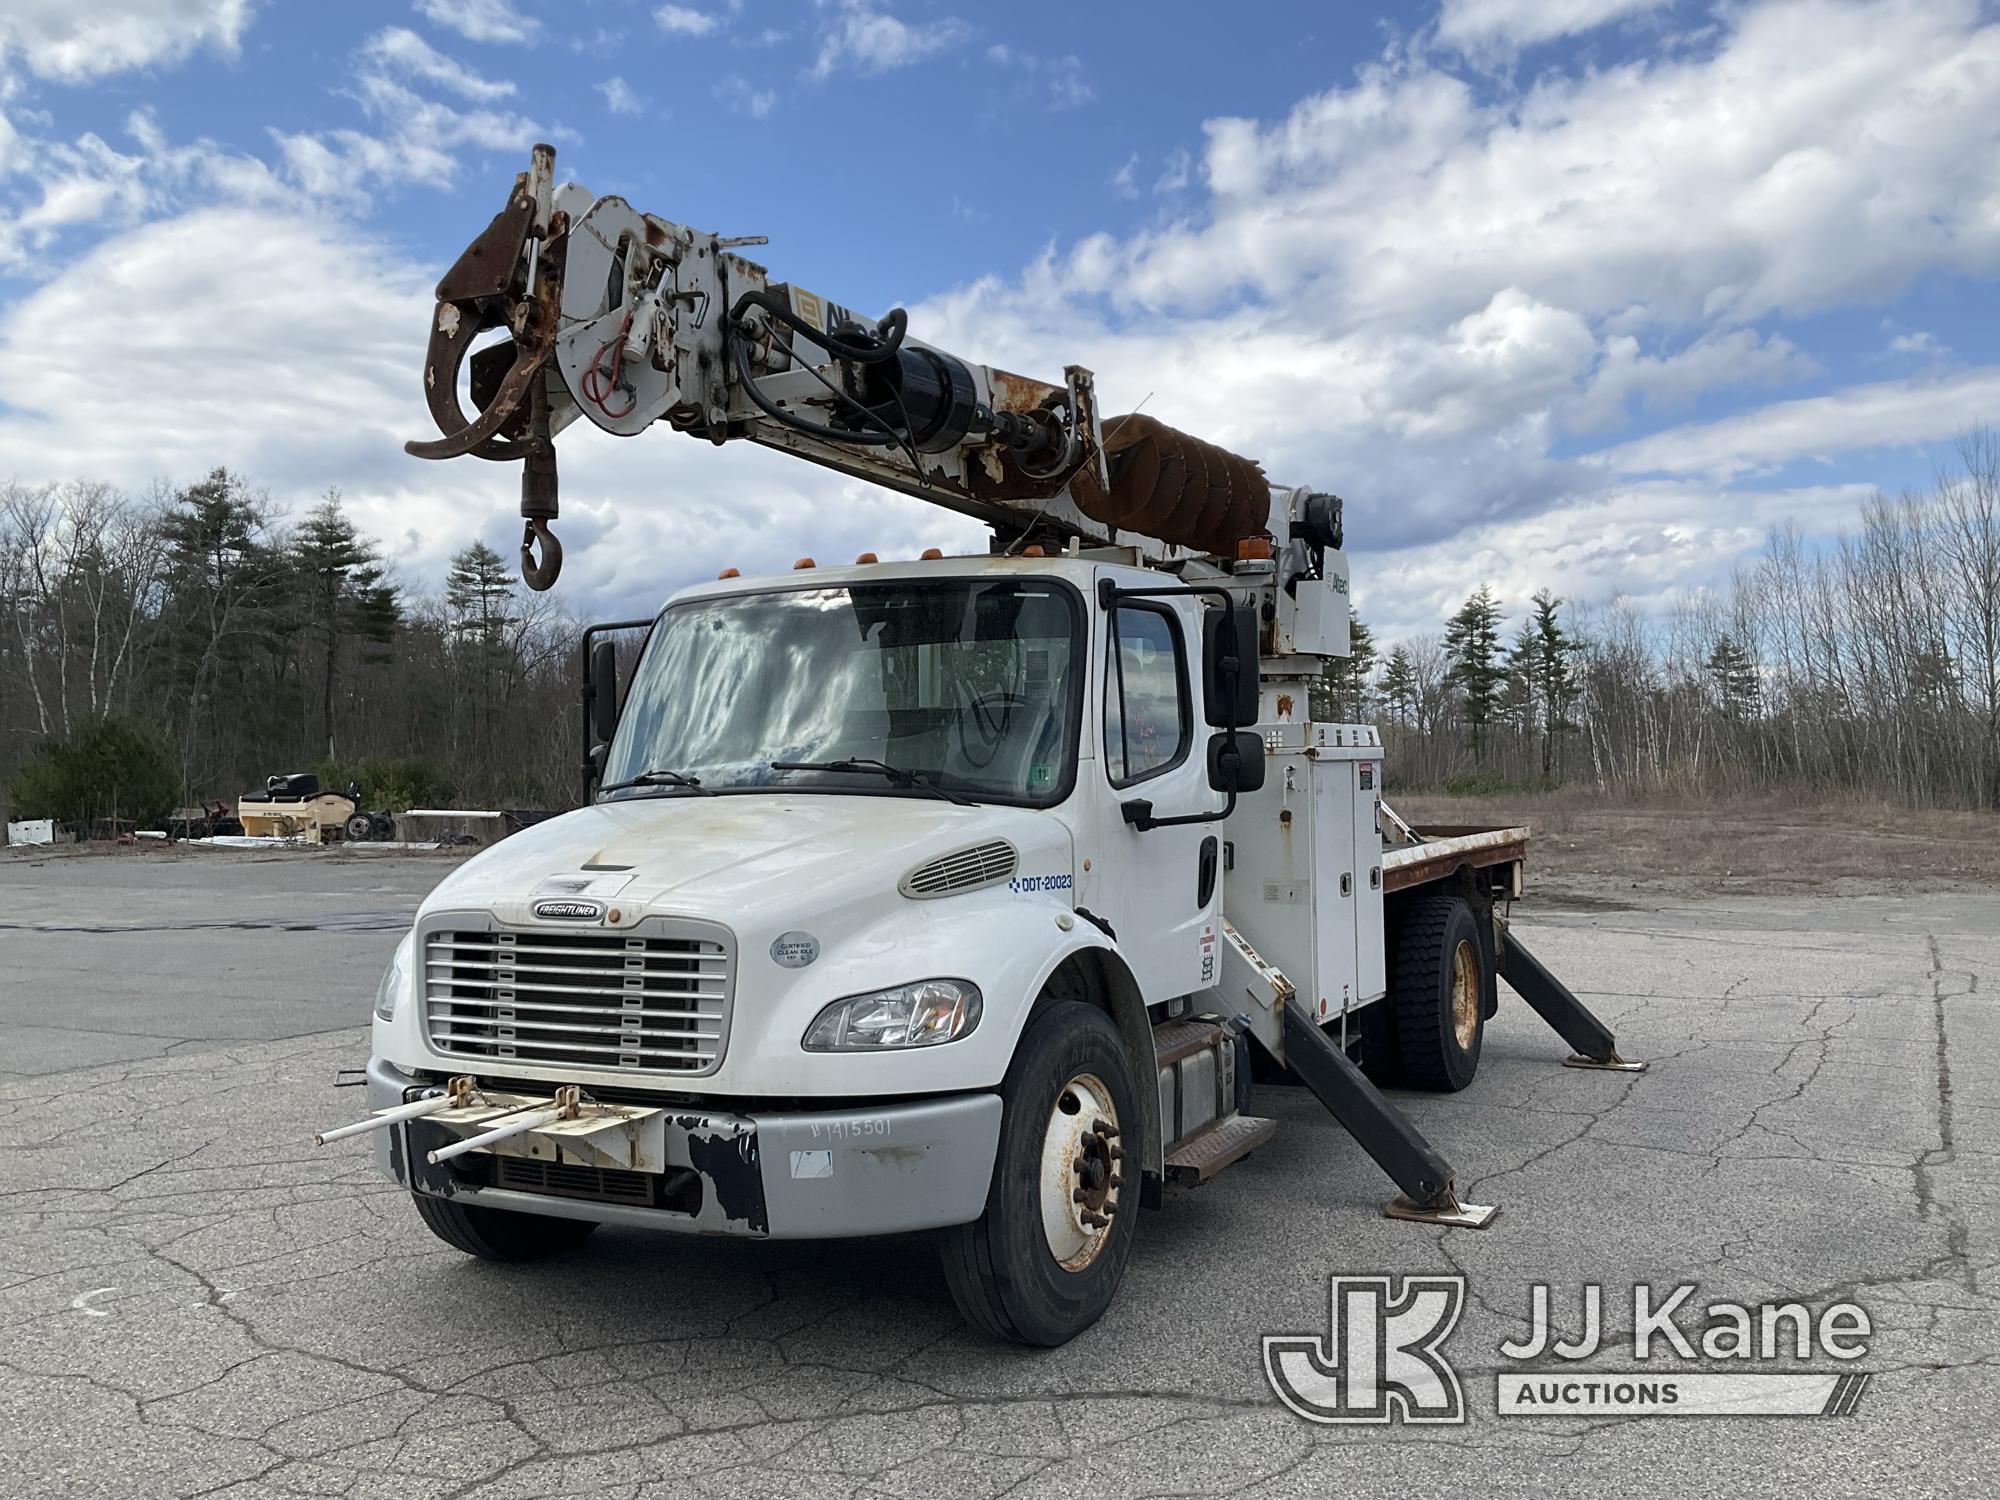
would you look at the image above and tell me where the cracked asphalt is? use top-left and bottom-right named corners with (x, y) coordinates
top-left (2, 850), bottom-right (1995, 1498)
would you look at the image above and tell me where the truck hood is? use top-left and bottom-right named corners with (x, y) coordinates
top-left (418, 792), bottom-right (1072, 929)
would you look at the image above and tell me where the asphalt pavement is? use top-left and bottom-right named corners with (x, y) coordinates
top-left (0, 848), bottom-right (1993, 1498)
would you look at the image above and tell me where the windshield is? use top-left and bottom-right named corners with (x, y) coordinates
top-left (603, 578), bottom-right (1082, 806)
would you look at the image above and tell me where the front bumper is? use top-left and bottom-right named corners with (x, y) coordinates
top-left (366, 1056), bottom-right (1000, 1238)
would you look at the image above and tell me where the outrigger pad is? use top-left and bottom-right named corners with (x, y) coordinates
top-left (1564, 1053), bottom-right (1648, 1073)
top-left (1385, 1191), bottom-right (1499, 1230)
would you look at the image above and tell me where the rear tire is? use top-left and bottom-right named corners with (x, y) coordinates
top-left (412, 1193), bottom-right (598, 1261)
top-left (940, 1002), bottom-right (1141, 1346)
top-left (1391, 894), bottom-right (1486, 1092)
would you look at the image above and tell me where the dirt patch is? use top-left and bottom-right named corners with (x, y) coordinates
top-left (1394, 789), bottom-right (2000, 896)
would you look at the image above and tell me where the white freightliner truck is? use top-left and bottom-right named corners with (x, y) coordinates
top-left (319, 148), bottom-right (1642, 1345)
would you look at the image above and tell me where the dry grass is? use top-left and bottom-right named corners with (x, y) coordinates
top-left (1395, 786), bottom-right (2000, 897)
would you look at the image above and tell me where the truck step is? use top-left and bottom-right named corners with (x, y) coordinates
top-left (1164, 1114), bottom-right (1277, 1185)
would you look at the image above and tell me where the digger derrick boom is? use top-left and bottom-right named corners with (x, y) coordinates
top-left (406, 146), bottom-right (1324, 589)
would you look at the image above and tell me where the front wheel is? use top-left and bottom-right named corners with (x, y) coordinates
top-left (412, 1192), bottom-right (598, 1261)
top-left (940, 1002), bottom-right (1141, 1346)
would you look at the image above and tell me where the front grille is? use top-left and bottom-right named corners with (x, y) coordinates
top-left (901, 840), bottom-right (1018, 897)
top-left (423, 923), bottom-right (731, 1074)
top-left (493, 1156), bottom-right (654, 1206)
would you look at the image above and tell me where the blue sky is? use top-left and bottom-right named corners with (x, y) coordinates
top-left (0, 0), bottom-right (1995, 641)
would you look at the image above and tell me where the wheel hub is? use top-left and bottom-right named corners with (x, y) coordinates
top-left (1037, 1073), bottom-right (1122, 1271)
top-left (1450, 938), bottom-right (1480, 1050)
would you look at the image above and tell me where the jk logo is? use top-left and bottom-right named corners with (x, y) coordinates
top-left (1263, 1275), bottom-right (1467, 1424)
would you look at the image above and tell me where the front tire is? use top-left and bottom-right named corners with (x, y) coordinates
top-left (940, 1002), bottom-right (1141, 1346)
top-left (1392, 893), bottom-right (1487, 1092)
top-left (412, 1193), bottom-right (598, 1261)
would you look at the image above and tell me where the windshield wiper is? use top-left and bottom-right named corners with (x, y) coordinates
top-left (769, 758), bottom-right (976, 807)
top-left (598, 768), bottom-right (715, 796)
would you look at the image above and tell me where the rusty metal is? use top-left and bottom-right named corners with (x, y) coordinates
top-left (1163, 1114), bottom-right (1277, 1185)
top-left (1450, 939), bottom-right (1480, 1050)
top-left (1069, 413), bottom-right (1270, 554)
top-left (1380, 825), bottom-right (1529, 894)
top-left (1383, 1185), bottom-right (1500, 1229)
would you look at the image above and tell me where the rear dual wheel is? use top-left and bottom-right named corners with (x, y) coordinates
top-left (1388, 893), bottom-right (1487, 1092)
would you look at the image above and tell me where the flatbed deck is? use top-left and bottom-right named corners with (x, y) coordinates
top-left (1380, 824), bottom-right (1529, 895)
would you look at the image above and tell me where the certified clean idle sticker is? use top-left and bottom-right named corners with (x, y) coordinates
top-left (770, 931), bottom-right (820, 968)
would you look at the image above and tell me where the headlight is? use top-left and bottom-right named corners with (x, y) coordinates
top-left (374, 939), bottom-right (410, 1022)
top-left (803, 978), bottom-right (982, 1051)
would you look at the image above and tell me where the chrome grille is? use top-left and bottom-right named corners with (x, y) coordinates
top-left (901, 840), bottom-right (1018, 898)
top-left (423, 922), bottom-right (731, 1074)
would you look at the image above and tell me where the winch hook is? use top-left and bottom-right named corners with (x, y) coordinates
top-left (521, 517), bottom-right (562, 591)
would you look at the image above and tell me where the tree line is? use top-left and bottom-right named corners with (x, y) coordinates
top-left (1322, 429), bottom-right (2000, 810)
top-left (0, 470), bottom-right (584, 823)
top-left (5, 426), bottom-right (1997, 827)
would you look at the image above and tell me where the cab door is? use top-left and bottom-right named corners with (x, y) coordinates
top-left (1074, 574), bottom-right (1222, 1004)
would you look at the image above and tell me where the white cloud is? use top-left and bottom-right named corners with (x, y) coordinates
top-left (1061, 1), bottom-right (2000, 331)
top-left (1435, 0), bottom-right (1673, 55)
top-left (598, 77), bottom-right (647, 117)
top-left (269, 34), bottom-right (562, 210)
top-left (655, 5), bottom-right (722, 38)
top-left (363, 27), bottom-right (515, 102)
top-left (1601, 368), bottom-right (2000, 481)
top-left (812, 0), bottom-right (969, 79)
top-left (1359, 479), bottom-right (1874, 636)
top-left (1567, 328), bottom-right (1817, 433)
top-left (413, 0), bottom-right (540, 47)
top-left (1154, 148), bottom-right (1191, 195)
top-left (0, 109), bottom-right (283, 268)
top-left (714, 76), bottom-right (777, 120)
top-left (1108, 154), bottom-right (1138, 201)
top-left (985, 43), bottom-right (1093, 110)
top-left (0, 0), bottom-right (252, 83)
top-left (1887, 330), bottom-right (1944, 357)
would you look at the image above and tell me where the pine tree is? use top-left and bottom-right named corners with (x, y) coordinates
top-left (1705, 634), bottom-right (1760, 722)
top-left (1524, 589), bottom-right (1579, 780)
top-left (296, 491), bottom-right (399, 759)
top-left (1444, 585), bottom-right (1504, 765)
top-left (446, 540), bottom-right (516, 648)
top-left (1380, 646), bottom-right (1417, 728)
top-left (446, 540), bottom-right (518, 766)
top-left (1312, 608), bottom-right (1377, 722)
top-left (155, 469), bottom-right (284, 789)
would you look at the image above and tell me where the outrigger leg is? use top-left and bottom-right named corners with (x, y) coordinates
top-left (1281, 997), bottom-right (1499, 1229)
top-left (1495, 924), bottom-right (1648, 1073)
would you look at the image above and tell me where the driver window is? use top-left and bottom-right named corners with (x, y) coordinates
top-left (1105, 606), bottom-right (1189, 786)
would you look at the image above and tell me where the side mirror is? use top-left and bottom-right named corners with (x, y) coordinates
top-left (1202, 606), bottom-right (1259, 729)
top-left (1207, 731), bottom-right (1265, 795)
top-left (588, 638), bottom-right (620, 746)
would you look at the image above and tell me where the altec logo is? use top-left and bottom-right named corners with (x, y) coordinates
top-left (1263, 1276), bottom-right (1467, 1424)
